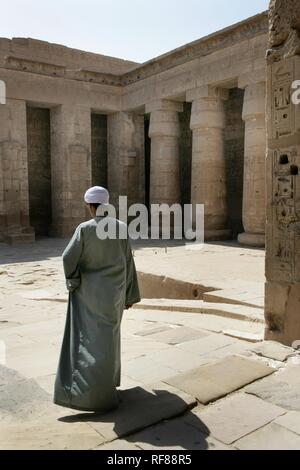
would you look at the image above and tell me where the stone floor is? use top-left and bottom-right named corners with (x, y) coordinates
top-left (0, 238), bottom-right (299, 450)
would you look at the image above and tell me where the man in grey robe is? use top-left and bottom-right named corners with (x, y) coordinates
top-left (54, 186), bottom-right (141, 412)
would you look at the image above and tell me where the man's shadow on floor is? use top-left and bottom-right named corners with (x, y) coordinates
top-left (58, 386), bottom-right (210, 450)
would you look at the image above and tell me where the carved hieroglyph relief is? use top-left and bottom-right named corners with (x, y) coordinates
top-left (269, 56), bottom-right (300, 282)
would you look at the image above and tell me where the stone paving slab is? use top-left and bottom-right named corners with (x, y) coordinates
top-left (6, 342), bottom-right (59, 379)
top-left (123, 356), bottom-right (181, 383)
top-left (135, 325), bottom-right (173, 337)
top-left (139, 326), bottom-right (209, 345)
top-left (164, 356), bottom-right (275, 404)
top-left (203, 288), bottom-right (264, 309)
top-left (198, 340), bottom-right (253, 362)
top-left (94, 440), bottom-right (141, 450)
top-left (121, 338), bottom-right (171, 361)
top-left (84, 383), bottom-right (197, 442)
top-left (141, 348), bottom-right (209, 374)
top-left (194, 394), bottom-right (286, 445)
top-left (127, 309), bottom-right (264, 336)
top-left (245, 365), bottom-right (300, 411)
top-left (234, 423), bottom-right (300, 450)
top-left (249, 341), bottom-right (296, 362)
top-left (176, 333), bottom-right (237, 356)
top-left (222, 329), bottom-right (264, 343)
top-left (135, 300), bottom-right (264, 323)
top-left (274, 411), bottom-right (300, 436)
top-left (123, 413), bottom-right (231, 450)
top-left (0, 418), bottom-right (104, 450)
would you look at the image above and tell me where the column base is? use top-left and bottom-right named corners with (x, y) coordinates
top-left (265, 281), bottom-right (300, 347)
top-left (238, 232), bottom-right (265, 248)
top-left (2, 227), bottom-right (35, 245)
top-left (49, 221), bottom-right (81, 238)
top-left (205, 229), bottom-right (232, 241)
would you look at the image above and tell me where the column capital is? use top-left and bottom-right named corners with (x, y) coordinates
top-left (190, 95), bottom-right (227, 130)
top-left (145, 99), bottom-right (183, 114)
top-left (186, 85), bottom-right (229, 103)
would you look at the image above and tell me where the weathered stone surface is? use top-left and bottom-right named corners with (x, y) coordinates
top-left (245, 366), bottom-right (300, 411)
top-left (265, 0), bottom-right (300, 345)
top-left (194, 393), bottom-right (285, 444)
top-left (275, 411), bottom-right (300, 435)
top-left (0, 419), bottom-right (104, 450)
top-left (164, 356), bottom-right (275, 404)
top-left (250, 341), bottom-right (295, 362)
top-left (235, 422), bottom-right (300, 450)
top-left (269, 0), bottom-right (300, 46)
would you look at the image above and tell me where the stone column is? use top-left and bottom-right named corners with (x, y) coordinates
top-left (50, 104), bottom-right (91, 237)
top-left (0, 98), bottom-right (34, 244)
top-left (238, 81), bottom-right (266, 247)
top-left (187, 87), bottom-right (231, 240)
top-left (146, 100), bottom-right (183, 206)
top-left (265, 0), bottom-right (300, 345)
top-left (107, 111), bottom-right (145, 210)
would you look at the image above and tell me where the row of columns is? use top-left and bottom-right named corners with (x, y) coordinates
top-left (0, 101), bottom-right (92, 242)
top-left (0, 82), bottom-right (266, 245)
top-left (147, 82), bottom-right (266, 245)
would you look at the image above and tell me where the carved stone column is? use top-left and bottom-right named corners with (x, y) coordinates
top-left (147, 100), bottom-right (183, 206)
top-left (50, 104), bottom-right (92, 237)
top-left (108, 111), bottom-right (145, 209)
top-left (0, 98), bottom-right (34, 244)
top-left (238, 81), bottom-right (266, 247)
top-left (187, 87), bottom-right (231, 240)
top-left (265, 0), bottom-right (300, 345)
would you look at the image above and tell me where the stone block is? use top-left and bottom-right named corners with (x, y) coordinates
top-left (164, 355), bottom-right (275, 404)
top-left (195, 393), bottom-right (285, 445)
top-left (234, 423), bottom-right (300, 450)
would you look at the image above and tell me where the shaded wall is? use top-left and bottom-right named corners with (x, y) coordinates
top-left (179, 103), bottom-right (193, 206)
top-left (224, 88), bottom-right (245, 237)
top-left (26, 107), bottom-right (52, 236)
top-left (91, 114), bottom-right (108, 188)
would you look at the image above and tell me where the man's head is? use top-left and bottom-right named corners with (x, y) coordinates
top-left (84, 186), bottom-right (109, 217)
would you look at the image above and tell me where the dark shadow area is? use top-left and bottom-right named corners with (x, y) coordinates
top-left (27, 107), bottom-right (52, 236)
top-left (0, 237), bottom-right (68, 265)
top-left (224, 88), bottom-right (245, 239)
top-left (58, 387), bottom-right (210, 450)
top-left (0, 236), bottom-right (264, 266)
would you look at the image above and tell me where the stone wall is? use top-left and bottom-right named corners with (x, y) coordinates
top-left (265, 0), bottom-right (300, 345)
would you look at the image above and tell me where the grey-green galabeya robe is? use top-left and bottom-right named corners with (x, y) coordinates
top-left (53, 217), bottom-right (141, 412)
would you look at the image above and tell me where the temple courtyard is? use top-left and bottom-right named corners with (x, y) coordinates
top-left (0, 239), bottom-right (300, 450)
